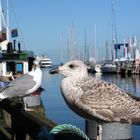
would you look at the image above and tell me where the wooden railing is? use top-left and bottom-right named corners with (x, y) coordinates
top-left (0, 99), bottom-right (85, 140)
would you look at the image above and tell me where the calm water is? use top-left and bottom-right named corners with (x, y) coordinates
top-left (40, 68), bottom-right (140, 140)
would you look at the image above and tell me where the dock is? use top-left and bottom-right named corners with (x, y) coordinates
top-left (0, 99), bottom-right (85, 140)
top-left (116, 60), bottom-right (140, 75)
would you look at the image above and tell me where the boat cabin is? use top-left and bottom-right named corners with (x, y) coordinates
top-left (0, 42), bottom-right (35, 78)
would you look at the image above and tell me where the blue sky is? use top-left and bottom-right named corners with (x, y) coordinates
top-left (3, 0), bottom-right (140, 64)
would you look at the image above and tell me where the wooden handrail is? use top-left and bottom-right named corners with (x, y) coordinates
top-left (0, 99), bottom-right (85, 140)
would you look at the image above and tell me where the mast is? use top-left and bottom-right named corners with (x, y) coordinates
top-left (67, 29), bottom-right (72, 61)
top-left (0, 0), bottom-right (6, 32)
top-left (60, 33), bottom-right (64, 63)
top-left (84, 28), bottom-right (87, 62)
top-left (93, 24), bottom-right (96, 61)
top-left (6, 0), bottom-right (10, 42)
top-left (112, 0), bottom-right (117, 60)
top-left (0, 0), bottom-right (2, 31)
top-left (67, 24), bottom-right (74, 61)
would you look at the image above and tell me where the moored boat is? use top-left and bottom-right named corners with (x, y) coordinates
top-left (101, 60), bottom-right (116, 73)
top-left (40, 55), bottom-right (52, 68)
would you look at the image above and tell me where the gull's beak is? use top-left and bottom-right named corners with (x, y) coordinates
top-left (38, 87), bottom-right (45, 92)
top-left (49, 65), bottom-right (59, 74)
top-left (49, 63), bottom-right (63, 74)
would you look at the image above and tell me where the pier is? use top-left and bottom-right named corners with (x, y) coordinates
top-left (116, 60), bottom-right (140, 75)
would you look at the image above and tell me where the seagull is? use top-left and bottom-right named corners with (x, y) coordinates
top-left (0, 59), bottom-right (42, 111)
top-left (49, 60), bottom-right (140, 125)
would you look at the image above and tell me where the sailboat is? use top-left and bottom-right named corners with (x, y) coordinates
top-left (101, 42), bottom-right (116, 73)
top-left (101, 60), bottom-right (116, 73)
top-left (100, 0), bottom-right (117, 74)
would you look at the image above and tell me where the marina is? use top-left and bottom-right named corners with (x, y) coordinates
top-left (0, 0), bottom-right (140, 139)
top-left (1, 62), bottom-right (140, 139)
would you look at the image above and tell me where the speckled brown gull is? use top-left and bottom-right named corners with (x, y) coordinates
top-left (50, 60), bottom-right (140, 124)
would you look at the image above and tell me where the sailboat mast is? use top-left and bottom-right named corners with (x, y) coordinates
top-left (60, 33), bottom-right (64, 63)
top-left (93, 24), bottom-right (96, 61)
top-left (6, 0), bottom-right (10, 42)
top-left (67, 30), bottom-right (72, 61)
top-left (0, 0), bottom-right (6, 32)
top-left (0, 0), bottom-right (2, 31)
top-left (84, 28), bottom-right (87, 62)
top-left (112, 0), bottom-right (117, 59)
top-left (112, 0), bottom-right (117, 44)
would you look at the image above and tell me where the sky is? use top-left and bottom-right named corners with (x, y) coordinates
top-left (2, 0), bottom-right (140, 64)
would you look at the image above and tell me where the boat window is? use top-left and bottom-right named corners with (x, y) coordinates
top-left (6, 62), bottom-right (15, 75)
top-left (16, 63), bottom-right (23, 75)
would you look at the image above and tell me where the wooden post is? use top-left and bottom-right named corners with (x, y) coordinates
top-left (85, 120), bottom-right (98, 140)
top-left (116, 64), bottom-right (121, 74)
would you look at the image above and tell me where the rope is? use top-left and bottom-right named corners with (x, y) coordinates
top-left (49, 124), bottom-right (89, 140)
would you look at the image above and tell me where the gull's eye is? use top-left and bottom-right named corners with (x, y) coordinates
top-left (69, 64), bottom-right (74, 69)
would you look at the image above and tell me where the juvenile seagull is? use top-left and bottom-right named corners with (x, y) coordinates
top-left (0, 60), bottom-right (42, 107)
top-left (50, 60), bottom-right (140, 124)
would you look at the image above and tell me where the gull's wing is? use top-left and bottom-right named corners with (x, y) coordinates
top-left (0, 74), bottom-right (36, 98)
top-left (78, 77), bottom-right (140, 122)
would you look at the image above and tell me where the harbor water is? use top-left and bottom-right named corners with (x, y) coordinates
top-left (40, 68), bottom-right (140, 140)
